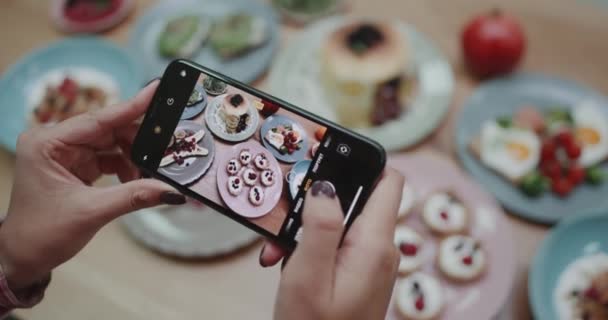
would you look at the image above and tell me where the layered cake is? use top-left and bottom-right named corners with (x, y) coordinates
top-left (321, 21), bottom-right (412, 127)
top-left (220, 94), bottom-right (250, 134)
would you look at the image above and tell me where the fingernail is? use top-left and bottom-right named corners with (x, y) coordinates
top-left (310, 180), bottom-right (336, 198)
top-left (259, 245), bottom-right (268, 268)
top-left (160, 192), bottom-right (186, 205)
top-left (143, 77), bottom-right (160, 88)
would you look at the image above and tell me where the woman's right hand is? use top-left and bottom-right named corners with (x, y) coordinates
top-left (266, 170), bottom-right (404, 320)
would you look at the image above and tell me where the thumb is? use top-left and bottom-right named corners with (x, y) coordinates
top-left (91, 179), bottom-right (186, 222)
top-left (284, 180), bottom-right (344, 296)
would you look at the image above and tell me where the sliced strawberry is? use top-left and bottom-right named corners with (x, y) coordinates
top-left (58, 77), bottom-right (79, 103)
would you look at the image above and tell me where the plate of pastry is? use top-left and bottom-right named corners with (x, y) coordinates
top-left (129, 0), bottom-right (279, 82)
top-left (0, 37), bottom-right (142, 152)
top-left (456, 73), bottom-right (608, 225)
top-left (267, 16), bottom-right (453, 151)
top-left (181, 82), bottom-right (208, 120)
top-left (205, 93), bottom-right (260, 142)
top-left (530, 212), bottom-right (608, 320)
top-left (158, 121), bottom-right (215, 186)
top-left (261, 114), bottom-right (309, 163)
top-left (386, 150), bottom-right (515, 320)
top-left (216, 140), bottom-right (283, 218)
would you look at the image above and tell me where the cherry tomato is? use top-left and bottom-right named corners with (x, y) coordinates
top-left (565, 142), bottom-right (582, 160)
top-left (555, 130), bottom-right (575, 147)
top-left (541, 160), bottom-right (562, 180)
top-left (567, 165), bottom-right (586, 185)
top-left (552, 178), bottom-right (573, 198)
top-left (540, 139), bottom-right (557, 162)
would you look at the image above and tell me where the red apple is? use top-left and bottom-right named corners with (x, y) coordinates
top-left (462, 10), bottom-right (526, 78)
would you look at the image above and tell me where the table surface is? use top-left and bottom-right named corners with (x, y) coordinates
top-left (0, 0), bottom-right (607, 319)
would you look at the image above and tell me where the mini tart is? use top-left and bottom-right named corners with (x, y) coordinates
top-left (394, 226), bottom-right (424, 275)
top-left (227, 176), bottom-right (243, 196)
top-left (395, 272), bottom-right (444, 320)
top-left (398, 181), bottom-right (416, 219)
top-left (239, 148), bottom-right (252, 165)
top-left (421, 191), bottom-right (469, 235)
top-left (260, 169), bottom-right (276, 187)
top-left (249, 186), bottom-right (264, 206)
top-left (437, 235), bottom-right (486, 282)
top-left (226, 158), bottom-right (241, 175)
top-left (254, 153), bottom-right (269, 170)
top-left (242, 168), bottom-right (259, 186)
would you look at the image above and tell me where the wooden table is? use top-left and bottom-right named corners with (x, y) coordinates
top-left (0, 0), bottom-right (607, 319)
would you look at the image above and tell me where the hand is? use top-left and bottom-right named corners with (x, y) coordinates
top-left (261, 171), bottom-right (404, 320)
top-left (0, 81), bottom-right (185, 290)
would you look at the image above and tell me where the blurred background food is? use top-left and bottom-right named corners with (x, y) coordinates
top-left (0, 0), bottom-right (607, 319)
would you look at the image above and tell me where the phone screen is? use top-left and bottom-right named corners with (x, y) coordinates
top-left (137, 62), bottom-right (385, 247)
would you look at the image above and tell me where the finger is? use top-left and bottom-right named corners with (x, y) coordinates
top-left (259, 241), bottom-right (286, 268)
top-left (346, 168), bottom-right (404, 246)
top-left (91, 178), bottom-right (185, 222)
top-left (48, 80), bottom-right (159, 146)
top-left (283, 180), bottom-right (343, 295)
top-left (97, 152), bottom-right (140, 183)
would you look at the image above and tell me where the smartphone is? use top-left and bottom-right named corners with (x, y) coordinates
top-left (131, 60), bottom-right (386, 249)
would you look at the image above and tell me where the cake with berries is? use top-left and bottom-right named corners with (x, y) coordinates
top-left (321, 21), bottom-right (414, 127)
top-left (395, 272), bottom-right (444, 320)
top-left (421, 191), bottom-right (469, 235)
top-left (220, 94), bottom-right (250, 134)
top-left (437, 235), bottom-right (486, 282)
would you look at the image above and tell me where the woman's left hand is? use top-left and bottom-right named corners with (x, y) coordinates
top-left (0, 80), bottom-right (185, 291)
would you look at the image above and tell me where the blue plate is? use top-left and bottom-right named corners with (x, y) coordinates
top-left (456, 73), bottom-right (608, 225)
top-left (181, 83), bottom-right (208, 120)
top-left (285, 159), bottom-right (312, 199)
top-left (0, 37), bottom-right (143, 152)
top-left (529, 212), bottom-right (608, 320)
top-left (129, 0), bottom-right (279, 82)
top-left (260, 114), bottom-right (309, 163)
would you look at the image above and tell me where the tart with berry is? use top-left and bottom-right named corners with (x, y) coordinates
top-left (421, 191), bottom-right (470, 235)
top-left (394, 226), bottom-right (425, 275)
top-left (437, 235), bottom-right (486, 282)
top-left (395, 272), bottom-right (444, 320)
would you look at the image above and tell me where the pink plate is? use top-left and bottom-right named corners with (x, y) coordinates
top-left (216, 140), bottom-right (283, 219)
top-left (386, 150), bottom-right (515, 320)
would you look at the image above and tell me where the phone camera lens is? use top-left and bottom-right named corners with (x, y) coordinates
top-left (180, 70), bottom-right (187, 77)
top-left (166, 98), bottom-right (174, 106)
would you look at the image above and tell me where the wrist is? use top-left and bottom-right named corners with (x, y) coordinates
top-left (0, 231), bottom-right (36, 291)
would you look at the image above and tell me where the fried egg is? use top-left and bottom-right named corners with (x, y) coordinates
top-left (480, 120), bottom-right (540, 181)
top-left (573, 102), bottom-right (608, 167)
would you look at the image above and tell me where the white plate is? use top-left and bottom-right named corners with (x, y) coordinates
top-left (267, 16), bottom-right (454, 151)
top-left (122, 203), bottom-right (259, 258)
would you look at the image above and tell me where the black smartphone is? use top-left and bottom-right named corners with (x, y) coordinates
top-left (131, 60), bottom-right (386, 249)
